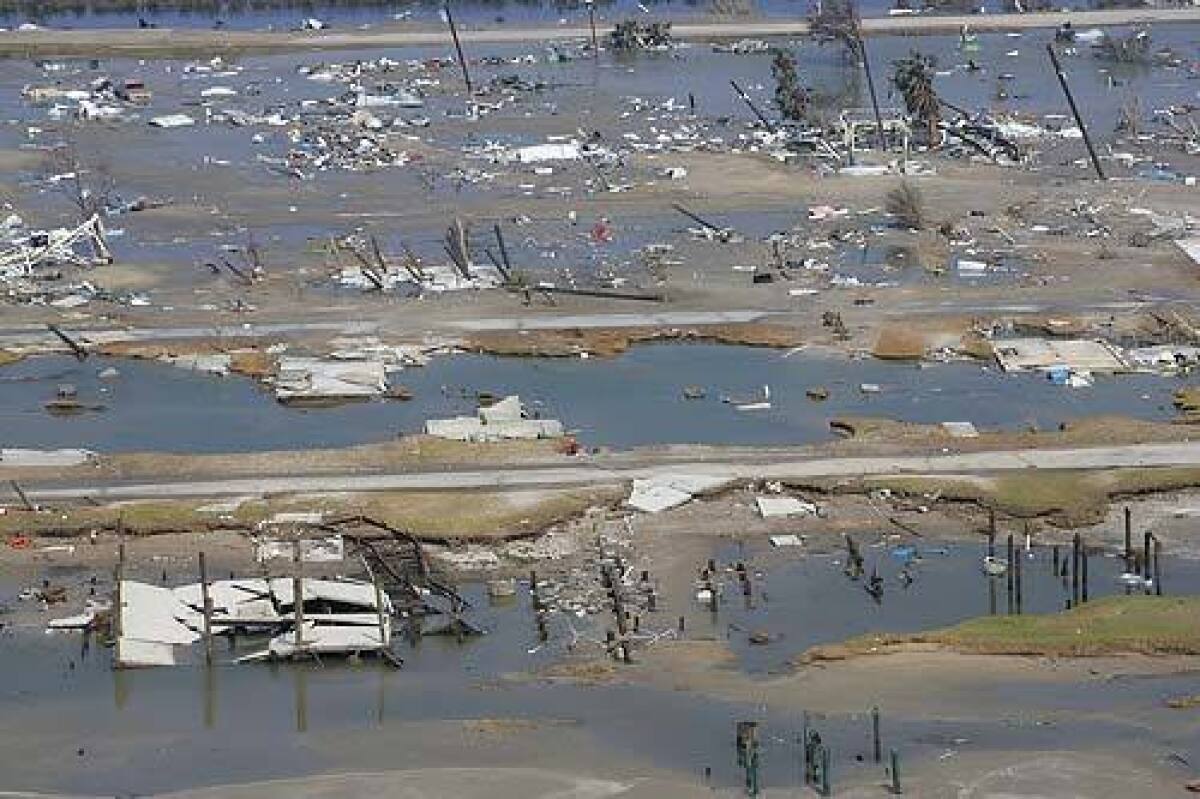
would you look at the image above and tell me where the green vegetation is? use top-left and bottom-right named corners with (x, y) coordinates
top-left (804, 596), bottom-right (1200, 660)
top-left (1174, 386), bottom-right (1200, 421)
top-left (862, 467), bottom-right (1200, 526)
top-left (0, 487), bottom-right (624, 542)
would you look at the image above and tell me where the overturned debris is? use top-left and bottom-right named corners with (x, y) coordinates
top-left (425, 395), bottom-right (563, 442)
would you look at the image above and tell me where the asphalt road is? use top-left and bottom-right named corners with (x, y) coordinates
top-left (18, 440), bottom-right (1200, 502)
top-left (2, 8), bottom-right (1199, 57)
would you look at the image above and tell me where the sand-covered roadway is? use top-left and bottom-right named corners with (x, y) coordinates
top-left (2, 7), bottom-right (1200, 57)
top-left (18, 439), bottom-right (1200, 502)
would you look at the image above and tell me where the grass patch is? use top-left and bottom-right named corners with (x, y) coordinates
top-left (105, 436), bottom-right (566, 481)
top-left (0, 349), bottom-right (21, 367)
top-left (803, 596), bottom-right (1200, 660)
top-left (466, 323), bottom-right (803, 358)
top-left (356, 487), bottom-right (623, 541)
top-left (0, 500), bottom-right (255, 537)
top-left (1175, 386), bottom-right (1200, 422)
top-left (860, 467), bottom-right (1200, 526)
top-left (872, 327), bottom-right (927, 360)
top-left (2, 487), bottom-right (622, 542)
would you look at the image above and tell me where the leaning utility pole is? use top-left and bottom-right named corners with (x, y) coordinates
top-left (1046, 43), bottom-right (1105, 180)
top-left (444, 3), bottom-right (473, 96)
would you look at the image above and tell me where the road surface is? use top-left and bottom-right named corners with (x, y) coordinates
top-left (17, 440), bottom-right (1200, 502)
top-left (2, 8), bottom-right (1199, 57)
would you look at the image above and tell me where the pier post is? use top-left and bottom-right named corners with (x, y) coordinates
top-left (373, 574), bottom-right (388, 657)
top-left (1081, 545), bottom-right (1089, 604)
top-left (1071, 533), bottom-right (1081, 605)
top-left (1154, 538), bottom-right (1163, 596)
top-left (1006, 534), bottom-right (1014, 614)
top-left (1014, 546), bottom-right (1023, 615)
top-left (293, 539), bottom-right (305, 653)
top-left (871, 705), bottom-right (881, 763)
top-left (1143, 532), bottom-right (1152, 591)
top-left (199, 551), bottom-right (213, 666)
top-left (113, 528), bottom-right (126, 668)
top-left (1124, 506), bottom-right (1132, 569)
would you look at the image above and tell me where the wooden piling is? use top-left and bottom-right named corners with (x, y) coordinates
top-left (1081, 545), bottom-right (1089, 604)
top-left (199, 552), bottom-right (213, 666)
top-left (372, 574), bottom-right (388, 657)
top-left (113, 534), bottom-right (126, 667)
top-left (988, 510), bottom-right (996, 557)
top-left (871, 705), bottom-right (881, 763)
top-left (890, 748), bottom-right (901, 794)
top-left (1014, 547), bottom-right (1023, 614)
top-left (293, 539), bottom-right (305, 652)
top-left (1124, 506), bottom-right (1132, 569)
top-left (1154, 538), bottom-right (1162, 596)
top-left (1071, 533), bottom-right (1080, 605)
top-left (1143, 531), bottom-right (1152, 584)
top-left (800, 711), bottom-right (809, 781)
top-left (1006, 534), bottom-right (1014, 614)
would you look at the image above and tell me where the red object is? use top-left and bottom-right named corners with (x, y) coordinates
top-left (8, 535), bottom-right (31, 549)
top-left (590, 222), bottom-right (613, 243)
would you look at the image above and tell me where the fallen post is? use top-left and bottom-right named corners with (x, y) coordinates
top-left (444, 2), bottom-right (473, 95)
top-left (9, 480), bottom-right (36, 512)
top-left (46, 324), bottom-right (89, 361)
top-left (730, 79), bottom-right (776, 132)
top-left (1046, 43), bottom-right (1105, 180)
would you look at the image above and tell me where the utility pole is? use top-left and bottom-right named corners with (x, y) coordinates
top-left (1046, 43), bottom-right (1105, 180)
top-left (586, 0), bottom-right (598, 58)
top-left (444, 3), bottom-right (473, 96)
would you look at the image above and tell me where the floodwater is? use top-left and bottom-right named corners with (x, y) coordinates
top-left (1, 26), bottom-right (1196, 290)
top-left (708, 541), bottom-right (1200, 672)
top-left (2, 553), bottom-right (1198, 793)
top-left (0, 344), bottom-right (1183, 452)
top-left (0, 0), bottom-right (1109, 31)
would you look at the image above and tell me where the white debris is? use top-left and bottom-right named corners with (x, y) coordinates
top-left (510, 142), bottom-right (582, 163)
top-left (273, 357), bottom-right (387, 403)
top-left (941, 421), bottom-right (979, 438)
top-left (993, 338), bottom-right (1127, 373)
top-left (0, 448), bottom-right (96, 467)
top-left (254, 535), bottom-right (344, 564)
top-left (425, 395), bottom-right (563, 442)
top-left (1176, 238), bottom-right (1200, 267)
top-left (148, 114), bottom-right (196, 128)
top-left (626, 473), bottom-right (733, 514)
top-left (756, 496), bottom-right (818, 518)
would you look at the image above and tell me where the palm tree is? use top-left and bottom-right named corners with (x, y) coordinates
top-left (772, 49), bottom-right (810, 124)
top-left (892, 51), bottom-right (940, 144)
